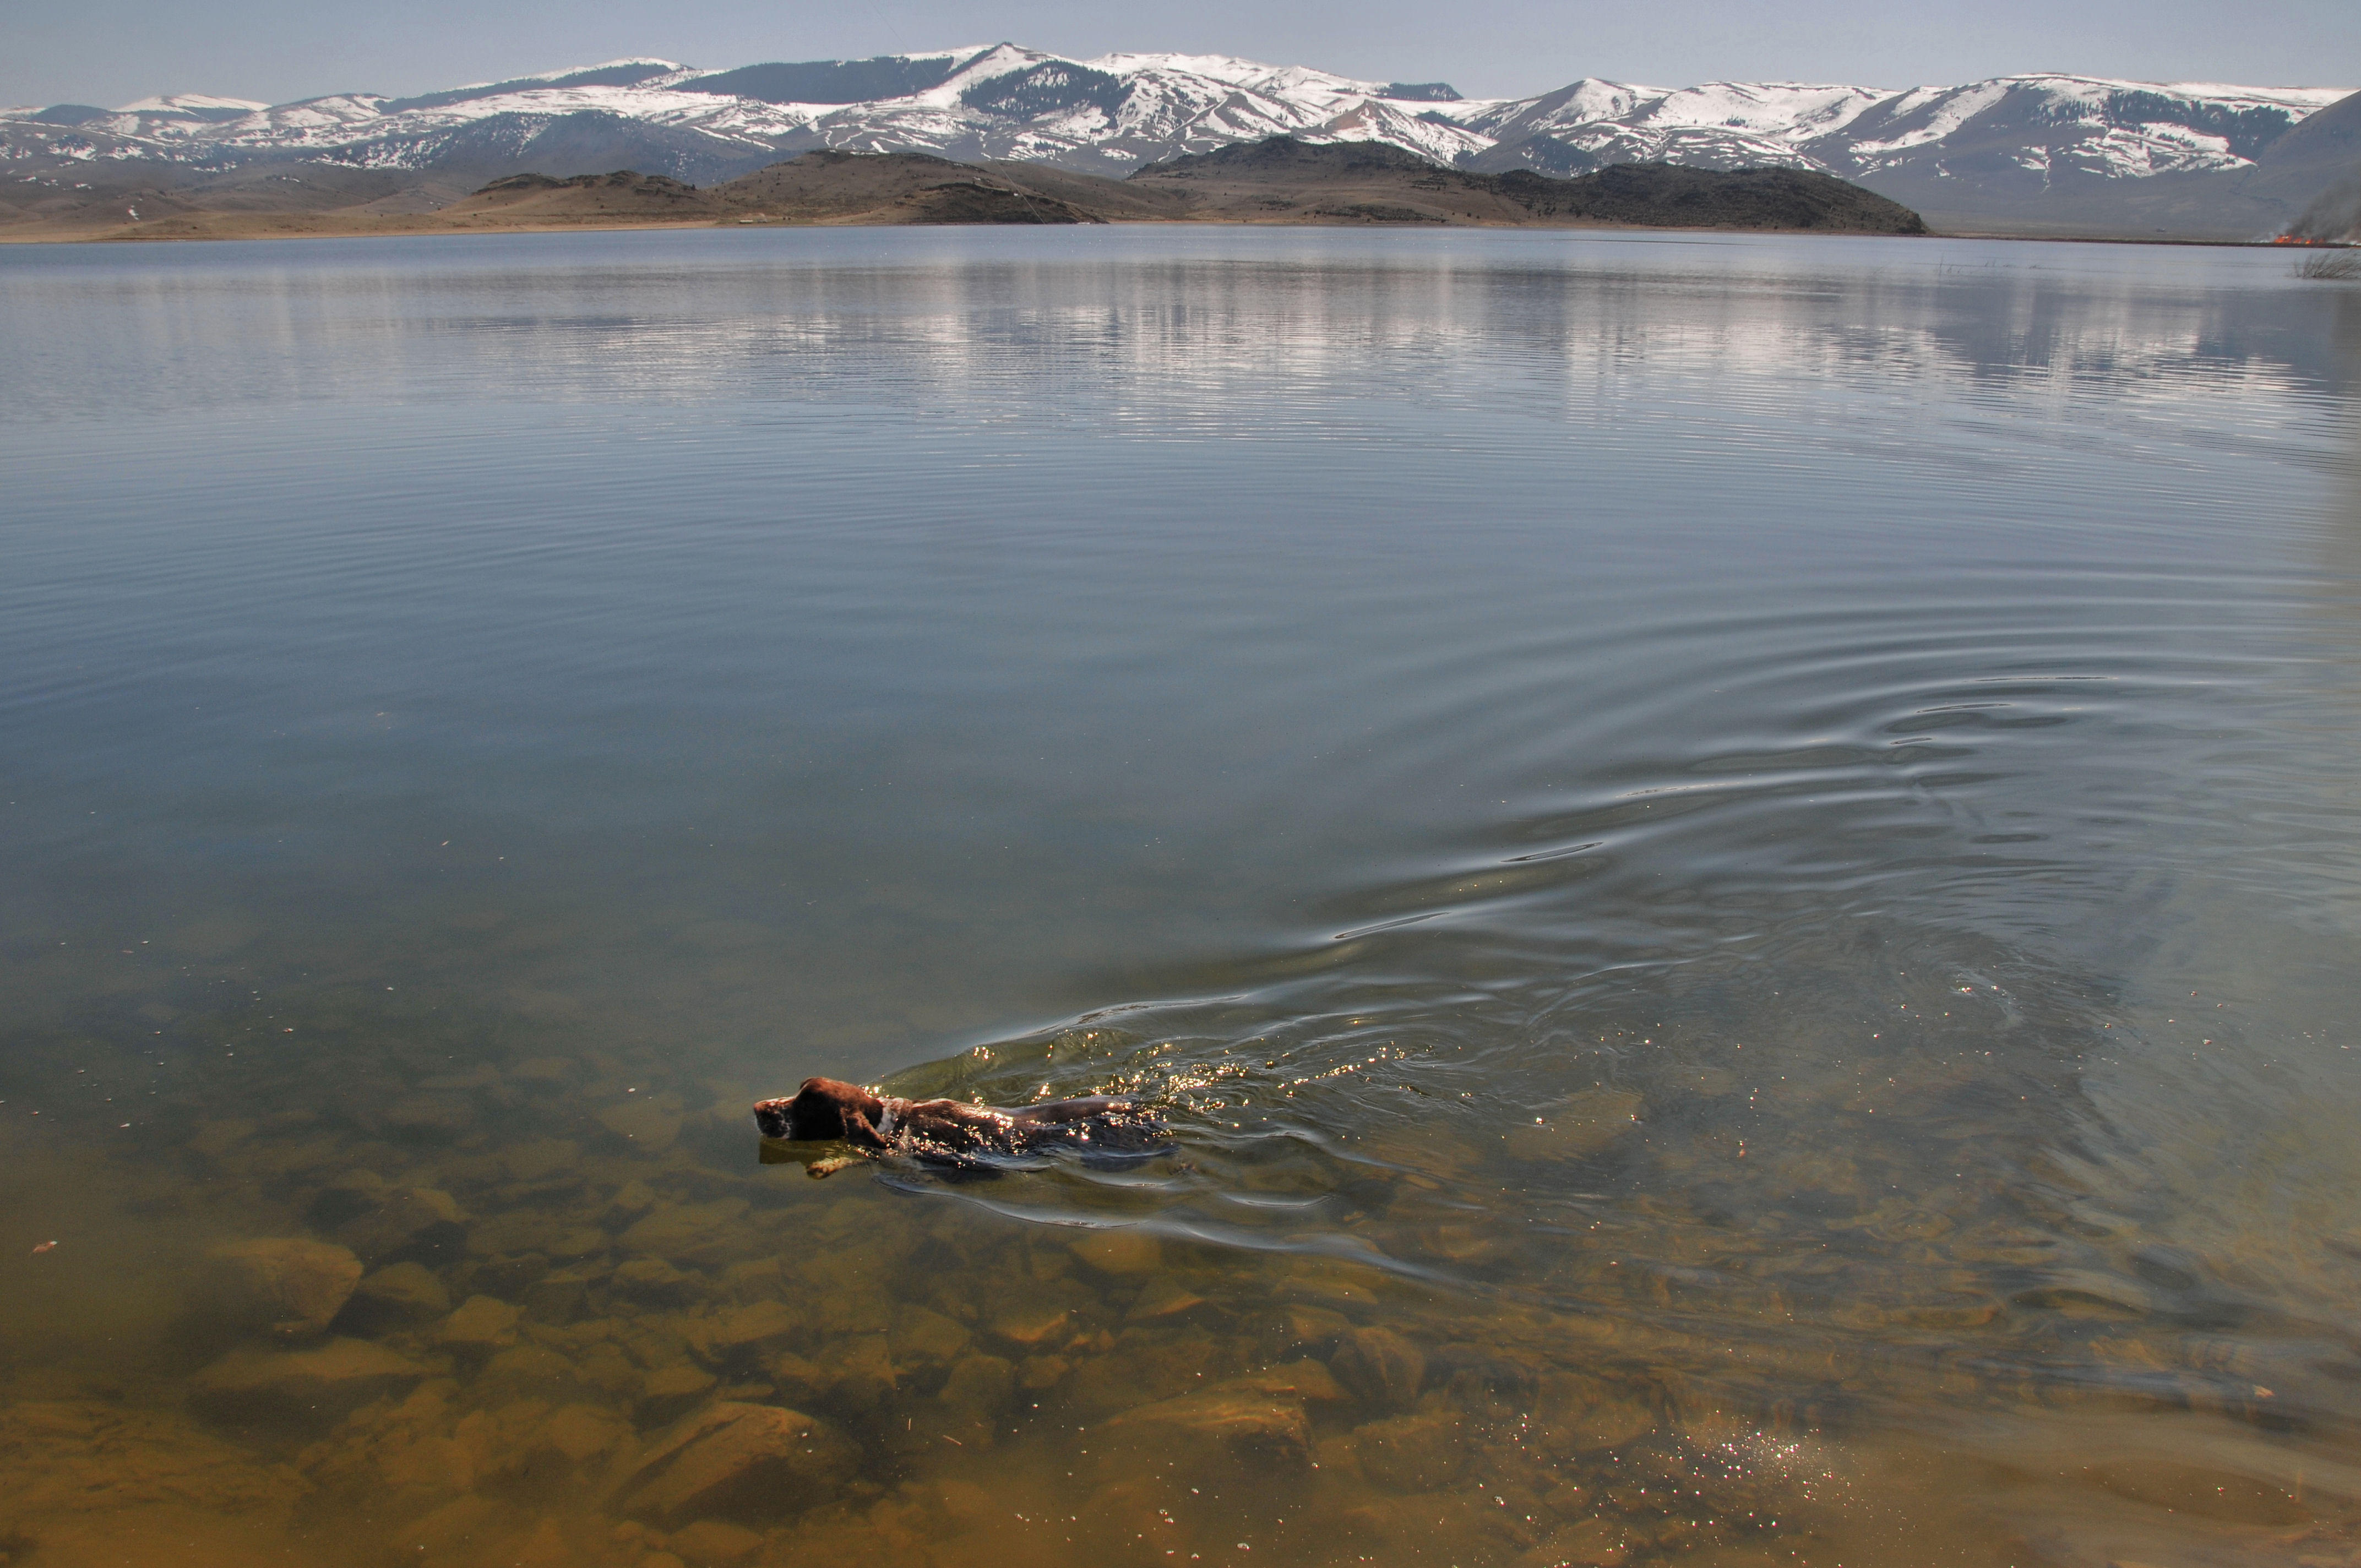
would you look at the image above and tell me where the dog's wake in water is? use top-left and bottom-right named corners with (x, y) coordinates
top-left (753, 1075), bottom-right (1170, 1177)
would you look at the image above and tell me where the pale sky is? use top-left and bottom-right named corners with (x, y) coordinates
top-left (6, 0), bottom-right (2357, 111)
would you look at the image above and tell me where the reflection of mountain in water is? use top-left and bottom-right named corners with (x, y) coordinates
top-left (9, 233), bottom-right (2351, 424)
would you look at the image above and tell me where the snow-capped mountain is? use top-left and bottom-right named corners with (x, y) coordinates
top-left (5, 45), bottom-right (2353, 236)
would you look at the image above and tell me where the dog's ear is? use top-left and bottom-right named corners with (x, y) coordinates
top-left (838, 1103), bottom-right (888, 1151)
top-left (778, 1081), bottom-right (841, 1142)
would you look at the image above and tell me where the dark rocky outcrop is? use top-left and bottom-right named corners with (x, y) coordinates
top-left (1496, 161), bottom-right (1929, 233)
top-left (711, 149), bottom-right (1161, 225)
top-left (1131, 137), bottom-right (1928, 233)
top-left (9, 136), bottom-right (1927, 239)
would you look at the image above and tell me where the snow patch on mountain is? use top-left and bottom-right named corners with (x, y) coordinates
top-left (1086, 53), bottom-right (1391, 105)
top-left (510, 57), bottom-right (688, 83)
top-left (1632, 81), bottom-right (1895, 141)
top-left (1307, 99), bottom-right (1490, 164)
top-left (114, 94), bottom-right (271, 115)
top-left (1846, 83), bottom-right (2012, 155)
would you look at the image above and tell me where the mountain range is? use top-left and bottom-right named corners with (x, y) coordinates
top-left (7, 44), bottom-right (2358, 239)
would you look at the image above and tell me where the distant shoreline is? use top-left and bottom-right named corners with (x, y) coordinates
top-left (0, 215), bottom-right (2303, 249)
top-left (0, 143), bottom-right (1935, 248)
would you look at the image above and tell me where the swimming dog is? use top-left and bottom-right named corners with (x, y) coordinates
top-left (753, 1076), bottom-right (1165, 1172)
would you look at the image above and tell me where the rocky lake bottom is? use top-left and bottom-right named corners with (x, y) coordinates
top-left (7, 921), bottom-right (2357, 1568)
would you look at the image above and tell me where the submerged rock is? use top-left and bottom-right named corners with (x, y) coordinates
top-left (619, 1199), bottom-right (748, 1262)
top-left (296, 1378), bottom-right (465, 1499)
top-left (702, 1299), bottom-right (798, 1355)
top-left (1018, 1354), bottom-right (1070, 1391)
top-left (814, 1333), bottom-right (897, 1412)
top-left (0, 1400), bottom-right (308, 1517)
top-left (612, 1401), bottom-right (857, 1526)
top-left (480, 1343), bottom-right (585, 1398)
top-left (467, 1207), bottom-right (611, 1261)
top-left (519, 1266), bottom-right (598, 1324)
top-left (1070, 1229), bottom-right (1163, 1277)
top-left (764, 1351), bottom-right (829, 1407)
top-left (760, 1332), bottom-right (897, 1417)
top-left (344, 1261), bottom-right (452, 1332)
top-left (330, 1185), bottom-right (469, 1265)
top-left (1230, 1359), bottom-right (1347, 1404)
top-left (1553, 1381), bottom-right (1658, 1451)
top-left (188, 1338), bottom-right (440, 1429)
top-left (937, 1353), bottom-right (1015, 1428)
top-left (1432, 1342), bottom-right (1542, 1405)
top-left (639, 1363), bottom-right (719, 1420)
top-left (986, 1303), bottom-right (1071, 1348)
top-left (611, 1257), bottom-right (703, 1305)
top-left (205, 1237), bottom-right (364, 1338)
top-left (1105, 1382), bottom-right (1311, 1465)
top-left (1348, 1407), bottom-right (1469, 1493)
top-left (1127, 1277), bottom-right (1208, 1320)
top-left (1331, 1325), bottom-right (1427, 1411)
top-left (1267, 1303), bottom-right (1352, 1358)
top-left (892, 1303), bottom-right (972, 1365)
top-left (437, 1295), bottom-right (523, 1349)
top-left (540, 1403), bottom-right (631, 1464)
top-left (472, 1251), bottom-right (555, 1300)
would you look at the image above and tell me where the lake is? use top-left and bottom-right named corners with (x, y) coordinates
top-left (2, 225), bottom-right (2357, 1568)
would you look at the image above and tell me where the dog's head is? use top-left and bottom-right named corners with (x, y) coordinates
top-left (752, 1077), bottom-right (869, 1142)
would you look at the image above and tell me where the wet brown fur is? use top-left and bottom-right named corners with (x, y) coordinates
top-left (752, 1076), bottom-right (1152, 1163)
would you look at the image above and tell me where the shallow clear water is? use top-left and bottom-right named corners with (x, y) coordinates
top-left (2, 226), bottom-right (2358, 1568)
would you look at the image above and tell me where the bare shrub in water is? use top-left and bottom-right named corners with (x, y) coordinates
top-left (2295, 249), bottom-right (2361, 281)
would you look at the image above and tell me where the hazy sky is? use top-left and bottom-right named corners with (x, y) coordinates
top-left (6, 0), bottom-right (2357, 110)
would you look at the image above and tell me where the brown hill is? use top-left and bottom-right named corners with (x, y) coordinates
top-left (454, 169), bottom-right (725, 220)
top-left (1128, 137), bottom-right (1928, 232)
top-left (715, 149), bottom-right (1182, 224)
top-left (2269, 89), bottom-right (2361, 241)
top-left (0, 162), bottom-right (464, 240)
top-left (714, 141), bottom-right (1923, 232)
top-left (1, 166), bottom-right (708, 242)
top-left (3, 139), bottom-right (1926, 243)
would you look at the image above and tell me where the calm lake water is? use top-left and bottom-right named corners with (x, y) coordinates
top-left (2, 226), bottom-right (2358, 1568)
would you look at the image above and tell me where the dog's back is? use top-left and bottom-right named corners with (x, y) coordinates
top-left (754, 1079), bottom-right (1167, 1170)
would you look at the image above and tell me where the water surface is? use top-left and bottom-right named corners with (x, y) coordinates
top-left (2, 227), bottom-right (2359, 1568)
